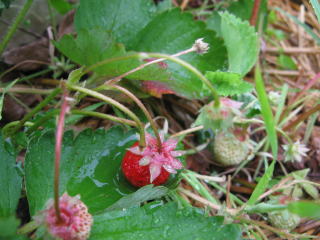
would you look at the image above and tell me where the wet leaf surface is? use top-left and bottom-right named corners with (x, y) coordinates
top-left (91, 202), bottom-right (242, 240)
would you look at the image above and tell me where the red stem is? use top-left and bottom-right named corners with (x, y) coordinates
top-left (289, 72), bottom-right (320, 105)
top-left (54, 88), bottom-right (69, 223)
top-left (283, 104), bottom-right (320, 132)
top-left (280, 72), bottom-right (320, 123)
top-left (250, 0), bottom-right (261, 26)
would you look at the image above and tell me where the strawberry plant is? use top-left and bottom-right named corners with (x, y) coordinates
top-left (1, 0), bottom-right (320, 239)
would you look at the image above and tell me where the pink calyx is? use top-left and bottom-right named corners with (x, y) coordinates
top-left (128, 133), bottom-right (183, 183)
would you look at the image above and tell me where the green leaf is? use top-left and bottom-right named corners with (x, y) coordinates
top-left (288, 201), bottom-right (320, 219)
top-left (220, 12), bottom-right (259, 76)
top-left (310, 0), bottom-right (320, 23)
top-left (48, 0), bottom-right (73, 14)
top-left (25, 130), bottom-right (75, 215)
top-left (247, 160), bottom-right (275, 206)
top-left (66, 67), bottom-right (84, 85)
top-left (156, 0), bottom-right (173, 13)
top-left (25, 127), bottom-right (138, 216)
top-left (106, 185), bottom-right (168, 211)
top-left (206, 0), bottom-right (268, 35)
top-left (255, 65), bottom-right (278, 158)
top-left (131, 9), bottom-right (227, 98)
top-left (0, 215), bottom-right (20, 237)
top-left (290, 169), bottom-right (319, 199)
top-left (57, 8), bottom-right (228, 98)
top-left (66, 128), bottom-right (137, 214)
top-left (277, 54), bottom-right (297, 70)
top-left (0, 133), bottom-right (22, 217)
top-left (55, 29), bottom-right (170, 82)
top-left (206, 11), bottom-right (222, 36)
top-left (75, 0), bottom-right (156, 48)
top-left (233, 93), bottom-right (261, 117)
top-left (205, 71), bottom-right (253, 96)
top-left (55, 29), bottom-right (130, 75)
top-left (57, 1), bottom-right (228, 99)
top-left (90, 202), bottom-right (242, 240)
top-left (0, 215), bottom-right (28, 239)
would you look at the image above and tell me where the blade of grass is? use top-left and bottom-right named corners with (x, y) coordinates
top-left (310, 0), bottom-right (320, 23)
top-left (255, 64), bottom-right (278, 158)
top-left (275, 84), bottom-right (288, 124)
top-left (247, 160), bottom-right (275, 206)
top-left (0, 0), bottom-right (34, 55)
top-left (275, 7), bottom-right (320, 45)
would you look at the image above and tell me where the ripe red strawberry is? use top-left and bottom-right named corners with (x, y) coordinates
top-left (121, 134), bottom-right (183, 187)
top-left (122, 142), bottom-right (170, 187)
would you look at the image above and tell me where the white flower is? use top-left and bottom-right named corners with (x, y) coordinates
top-left (283, 140), bottom-right (309, 163)
top-left (192, 38), bottom-right (209, 54)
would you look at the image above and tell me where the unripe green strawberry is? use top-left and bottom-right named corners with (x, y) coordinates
top-left (212, 130), bottom-right (250, 166)
top-left (267, 195), bottom-right (301, 231)
top-left (268, 209), bottom-right (300, 230)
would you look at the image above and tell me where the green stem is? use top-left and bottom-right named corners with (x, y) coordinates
top-left (244, 204), bottom-right (287, 213)
top-left (79, 51), bottom-right (220, 107)
top-left (107, 48), bottom-right (194, 84)
top-left (181, 171), bottom-right (219, 205)
top-left (0, 87), bottom-right (53, 95)
top-left (4, 88), bottom-right (61, 137)
top-left (101, 84), bottom-right (162, 148)
top-left (71, 110), bottom-right (137, 127)
top-left (0, 0), bottom-right (33, 55)
top-left (85, 54), bottom-right (140, 76)
top-left (68, 85), bottom-right (146, 147)
top-left (2, 121), bottom-right (33, 136)
top-left (169, 191), bottom-right (192, 208)
top-left (26, 109), bottom-right (137, 134)
top-left (144, 53), bottom-right (220, 108)
top-left (25, 110), bottom-right (58, 134)
top-left (0, 68), bottom-right (51, 82)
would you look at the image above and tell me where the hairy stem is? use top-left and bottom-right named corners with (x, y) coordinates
top-left (107, 48), bottom-right (194, 85)
top-left (54, 88), bottom-right (69, 222)
top-left (71, 110), bottom-right (138, 127)
top-left (0, 87), bottom-right (53, 95)
top-left (103, 84), bottom-right (162, 148)
top-left (25, 109), bottom-right (137, 134)
top-left (171, 125), bottom-right (204, 138)
top-left (68, 84), bottom-right (146, 147)
top-left (0, 0), bottom-right (34, 55)
top-left (283, 104), bottom-right (320, 132)
top-left (141, 53), bottom-right (220, 107)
